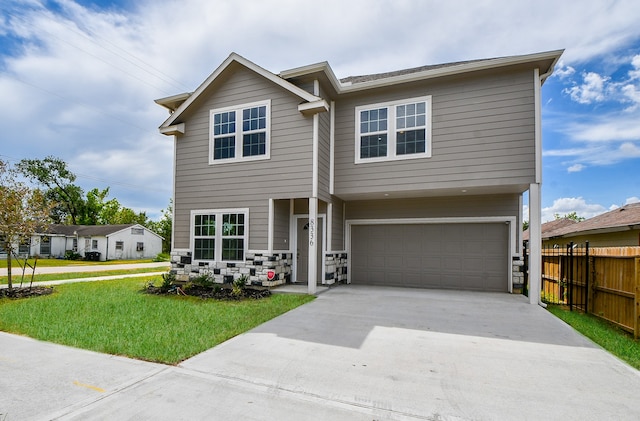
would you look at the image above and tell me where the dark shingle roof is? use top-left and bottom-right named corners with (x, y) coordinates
top-left (523, 218), bottom-right (577, 241)
top-left (548, 202), bottom-right (640, 238)
top-left (339, 58), bottom-right (493, 84)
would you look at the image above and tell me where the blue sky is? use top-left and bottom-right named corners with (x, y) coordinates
top-left (1, 0), bottom-right (639, 221)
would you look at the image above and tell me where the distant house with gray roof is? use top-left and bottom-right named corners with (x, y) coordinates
top-left (6, 224), bottom-right (163, 261)
top-left (533, 203), bottom-right (640, 247)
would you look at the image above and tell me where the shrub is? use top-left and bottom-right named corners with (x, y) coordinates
top-left (192, 273), bottom-right (214, 289)
top-left (64, 250), bottom-right (82, 260)
top-left (160, 272), bottom-right (176, 293)
top-left (232, 275), bottom-right (248, 298)
top-left (153, 253), bottom-right (170, 262)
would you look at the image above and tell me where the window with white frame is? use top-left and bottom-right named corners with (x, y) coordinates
top-left (355, 95), bottom-right (432, 163)
top-left (92, 239), bottom-right (98, 250)
top-left (209, 100), bottom-right (270, 164)
top-left (131, 227), bottom-right (144, 235)
top-left (136, 242), bottom-right (144, 252)
top-left (115, 241), bottom-right (124, 251)
top-left (192, 209), bottom-right (248, 262)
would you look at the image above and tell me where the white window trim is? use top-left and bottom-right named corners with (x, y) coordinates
top-left (209, 100), bottom-right (271, 165)
top-left (354, 95), bottom-right (432, 164)
top-left (190, 208), bottom-right (250, 263)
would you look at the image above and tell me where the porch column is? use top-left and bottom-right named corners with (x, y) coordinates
top-left (308, 197), bottom-right (318, 294)
top-left (529, 183), bottom-right (542, 305)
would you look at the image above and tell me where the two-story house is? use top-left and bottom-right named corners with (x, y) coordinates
top-left (157, 50), bottom-right (562, 304)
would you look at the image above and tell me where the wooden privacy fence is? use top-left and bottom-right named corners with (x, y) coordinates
top-left (532, 242), bottom-right (640, 339)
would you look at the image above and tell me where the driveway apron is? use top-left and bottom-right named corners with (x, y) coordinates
top-left (2, 286), bottom-right (640, 420)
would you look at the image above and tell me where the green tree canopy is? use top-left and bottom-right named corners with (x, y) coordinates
top-left (554, 212), bottom-right (586, 222)
top-left (17, 156), bottom-right (83, 224)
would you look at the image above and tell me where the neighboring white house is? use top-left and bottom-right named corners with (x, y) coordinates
top-left (1, 224), bottom-right (163, 261)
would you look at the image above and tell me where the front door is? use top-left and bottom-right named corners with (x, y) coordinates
top-left (296, 217), bottom-right (324, 284)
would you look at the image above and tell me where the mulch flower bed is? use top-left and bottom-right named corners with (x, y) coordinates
top-left (145, 284), bottom-right (271, 300)
top-left (0, 286), bottom-right (55, 299)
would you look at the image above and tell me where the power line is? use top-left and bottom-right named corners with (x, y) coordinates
top-left (2, 8), bottom-right (178, 96)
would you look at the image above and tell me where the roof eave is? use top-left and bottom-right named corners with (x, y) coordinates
top-left (154, 92), bottom-right (192, 113)
top-left (339, 49), bottom-right (565, 93)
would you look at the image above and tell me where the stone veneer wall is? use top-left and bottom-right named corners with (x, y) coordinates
top-left (170, 250), bottom-right (292, 287)
top-left (512, 257), bottom-right (525, 292)
top-left (324, 252), bottom-right (348, 285)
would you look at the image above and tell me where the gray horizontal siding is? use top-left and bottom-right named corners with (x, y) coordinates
top-left (334, 69), bottom-right (536, 197)
top-left (273, 199), bottom-right (290, 250)
top-left (172, 65), bottom-right (314, 249)
top-left (345, 194), bottom-right (519, 220)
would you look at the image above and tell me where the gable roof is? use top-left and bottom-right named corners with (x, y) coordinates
top-left (523, 218), bottom-right (577, 241)
top-left (545, 203), bottom-right (640, 239)
top-left (157, 53), bottom-right (324, 130)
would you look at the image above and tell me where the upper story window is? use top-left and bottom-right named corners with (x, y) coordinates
top-left (355, 95), bottom-right (432, 164)
top-left (131, 227), bottom-right (144, 235)
top-left (209, 100), bottom-right (271, 164)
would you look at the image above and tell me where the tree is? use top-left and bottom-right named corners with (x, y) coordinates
top-left (0, 159), bottom-right (52, 291)
top-left (522, 220), bottom-right (529, 231)
top-left (554, 212), bottom-right (586, 222)
top-left (80, 187), bottom-right (150, 225)
top-left (17, 156), bottom-right (84, 224)
top-left (148, 200), bottom-right (172, 252)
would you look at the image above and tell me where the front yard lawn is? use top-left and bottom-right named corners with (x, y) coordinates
top-left (547, 305), bottom-right (640, 370)
top-left (0, 277), bottom-right (314, 364)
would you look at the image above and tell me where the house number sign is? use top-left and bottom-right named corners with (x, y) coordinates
top-left (308, 218), bottom-right (315, 247)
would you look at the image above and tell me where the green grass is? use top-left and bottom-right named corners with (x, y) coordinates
top-left (0, 258), bottom-right (155, 268)
top-left (0, 267), bottom-right (166, 285)
top-left (547, 305), bottom-right (640, 370)
top-left (0, 277), bottom-right (314, 364)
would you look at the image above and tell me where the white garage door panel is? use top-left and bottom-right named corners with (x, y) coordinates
top-left (351, 223), bottom-right (509, 291)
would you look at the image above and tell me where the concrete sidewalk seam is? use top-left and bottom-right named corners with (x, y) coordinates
top-left (49, 366), bottom-right (172, 421)
top-left (176, 366), bottom-right (439, 420)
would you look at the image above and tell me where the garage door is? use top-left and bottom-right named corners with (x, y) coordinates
top-left (351, 223), bottom-right (508, 291)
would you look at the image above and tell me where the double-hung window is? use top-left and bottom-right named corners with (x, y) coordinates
top-left (192, 209), bottom-right (248, 262)
top-left (355, 95), bottom-right (432, 163)
top-left (210, 100), bottom-right (270, 164)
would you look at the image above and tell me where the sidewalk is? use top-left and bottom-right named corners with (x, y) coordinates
top-left (0, 262), bottom-right (170, 277)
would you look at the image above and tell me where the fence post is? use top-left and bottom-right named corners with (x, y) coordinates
top-left (586, 241), bottom-right (593, 314)
top-left (635, 257), bottom-right (639, 339)
top-left (568, 242), bottom-right (574, 311)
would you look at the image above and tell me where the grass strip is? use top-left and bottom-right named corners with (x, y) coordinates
top-left (0, 258), bottom-right (158, 269)
top-left (0, 267), bottom-right (166, 285)
top-left (0, 276), bottom-right (314, 364)
top-left (547, 305), bottom-right (640, 370)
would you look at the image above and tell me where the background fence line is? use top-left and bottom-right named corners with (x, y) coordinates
top-left (526, 241), bottom-right (640, 339)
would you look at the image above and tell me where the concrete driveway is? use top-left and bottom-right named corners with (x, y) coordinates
top-left (2, 286), bottom-right (640, 420)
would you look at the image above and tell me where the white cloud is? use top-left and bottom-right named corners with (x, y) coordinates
top-left (564, 72), bottom-right (610, 104)
top-left (541, 197), bottom-right (608, 222)
top-left (553, 61), bottom-right (575, 79)
top-left (567, 164), bottom-right (585, 173)
top-left (626, 196), bottom-right (640, 204)
top-left (629, 54), bottom-right (640, 80)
